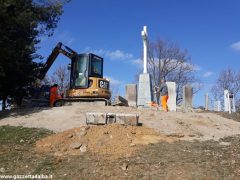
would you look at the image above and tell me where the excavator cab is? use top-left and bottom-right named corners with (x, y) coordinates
top-left (70, 53), bottom-right (104, 89)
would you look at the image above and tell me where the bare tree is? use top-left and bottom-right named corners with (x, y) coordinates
top-left (211, 68), bottom-right (240, 110)
top-left (41, 75), bottom-right (51, 86)
top-left (147, 39), bottom-right (200, 104)
top-left (51, 65), bottom-right (69, 93)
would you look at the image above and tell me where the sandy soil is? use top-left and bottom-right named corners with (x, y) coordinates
top-left (1, 104), bottom-right (240, 142)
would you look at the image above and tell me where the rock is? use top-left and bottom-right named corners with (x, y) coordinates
top-left (0, 167), bottom-right (5, 173)
top-left (84, 126), bottom-right (90, 130)
top-left (130, 143), bottom-right (136, 147)
top-left (80, 144), bottom-right (87, 153)
top-left (67, 134), bottom-right (73, 138)
top-left (20, 139), bottom-right (24, 143)
top-left (76, 130), bottom-right (87, 137)
top-left (121, 163), bottom-right (128, 171)
top-left (219, 142), bottom-right (231, 146)
top-left (70, 142), bottom-right (82, 149)
top-left (131, 131), bottom-right (136, 134)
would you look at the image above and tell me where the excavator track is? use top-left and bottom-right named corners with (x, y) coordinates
top-left (54, 97), bottom-right (110, 107)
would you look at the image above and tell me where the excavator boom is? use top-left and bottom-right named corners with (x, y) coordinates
top-left (38, 42), bottom-right (77, 80)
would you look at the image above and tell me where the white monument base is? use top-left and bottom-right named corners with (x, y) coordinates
top-left (137, 73), bottom-right (152, 107)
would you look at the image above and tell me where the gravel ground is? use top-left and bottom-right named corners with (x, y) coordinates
top-left (1, 104), bottom-right (240, 141)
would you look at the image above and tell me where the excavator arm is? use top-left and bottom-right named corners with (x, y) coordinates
top-left (38, 42), bottom-right (77, 80)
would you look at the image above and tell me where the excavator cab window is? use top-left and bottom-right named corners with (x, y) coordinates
top-left (71, 55), bottom-right (89, 88)
top-left (89, 54), bottom-right (103, 78)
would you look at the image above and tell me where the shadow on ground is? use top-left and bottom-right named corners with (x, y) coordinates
top-left (0, 107), bottom-right (52, 120)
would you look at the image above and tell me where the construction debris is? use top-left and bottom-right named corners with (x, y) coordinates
top-left (112, 96), bottom-right (128, 106)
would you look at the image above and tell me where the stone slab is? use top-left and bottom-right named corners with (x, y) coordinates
top-left (86, 112), bottom-right (106, 125)
top-left (125, 84), bottom-right (137, 107)
top-left (166, 82), bottom-right (176, 111)
top-left (137, 73), bottom-right (153, 107)
top-left (116, 114), bottom-right (139, 126)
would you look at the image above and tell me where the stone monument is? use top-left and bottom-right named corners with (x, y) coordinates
top-left (166, 82), bottom-right (176, 111)
top-left (125, 84), bottom-right (137, 107)
top-left (205, 93), bottom-right (209, 110)
top-left (224, 90), bottom-right (236, 114)
top-left (137, 26), bottom-right (152, 106)
top-left (214, 100), bottom-right (221, 111)
top-left (182, 85), bottom-right (193, 109)
top-left (224, 90), bottom-right (229, 112)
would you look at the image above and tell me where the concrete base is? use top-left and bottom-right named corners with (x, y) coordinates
top-left (137, 73), bottom-right (152, 107)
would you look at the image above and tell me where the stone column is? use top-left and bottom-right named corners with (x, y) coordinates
top-left (137, 26), bottom-right (152, 107)
top-left (125, 84), bottom-right (137, 107)
top-left (141, 26), bottom-right (148, 74)
top-left (182, 85), bottom-right (193, 109)
top-left (224, 90), bottom-right (229, 112)
top-left (214, 100), bottom-right (221, 111)
top-left (205, 93), bottom-right (209, 110)
top-left (166, 82), bottom-right (176, 111)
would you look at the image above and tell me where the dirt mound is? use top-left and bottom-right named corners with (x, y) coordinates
top-left (35, 124), bottom-right (179, 159)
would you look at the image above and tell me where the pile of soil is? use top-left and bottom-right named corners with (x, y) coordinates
top-left (35, 124), bottom-right (179, 159)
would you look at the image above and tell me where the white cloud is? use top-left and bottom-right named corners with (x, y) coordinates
top-left (107, 50), bottom-right (133, 60)
top-left (84, 48), bottom-right (135, 62)
top-left (193, 65), bottom-right (201, 71)
top-left (230, 41), bottom-right (240, 51)
top-left (203, 71), bottom-right (213, 77)
top-left (105, 76), bottom-right (123, 85)
top-left (131, 58), bottom-right (142, 65)
top-left (56, 31), bottom-right (75, 45)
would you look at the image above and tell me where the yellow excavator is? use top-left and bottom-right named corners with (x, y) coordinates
top-left (38, 42), bottom-right (111, 106)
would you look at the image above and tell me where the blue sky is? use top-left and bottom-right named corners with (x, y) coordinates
top-left (37, 0), bottom-right (240, 107)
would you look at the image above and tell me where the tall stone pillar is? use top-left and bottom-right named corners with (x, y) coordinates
top-left (182, 85), bottom-right (193, 109)
top-left (125, 84), bottom-right (137, 107)
top-left (166, 82), bottom-right (176, 111)
top-left (224, 90), bottom-right (229, 112)
top-left (214, 100), bottom-right (221, 111)
top-left (205, 93), bottom-right (209, 110)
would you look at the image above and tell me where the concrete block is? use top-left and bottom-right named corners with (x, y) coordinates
top-left (86, 112), bottom-right (106, 125)
top-left (125, 84), bottom-right (137, 107)
top-left (116, 114), bottom-right (139, 126)
top-left (137, 73), bottom-right (153, 107)
top-left (182, 85), bottom-right (193, 109)
top-left (166, 82), bottom-right (176, 111)
top-left (106, 113), bottom-right (116, 124)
